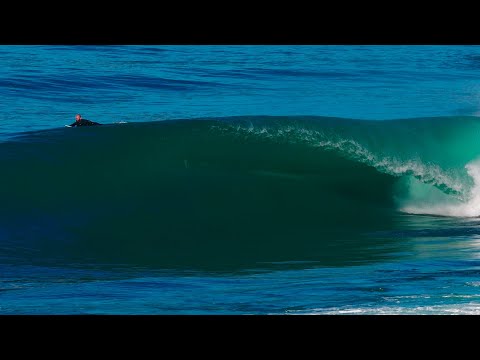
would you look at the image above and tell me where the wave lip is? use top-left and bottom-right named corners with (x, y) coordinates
top-left (2, 115), bottom-right (480, 268)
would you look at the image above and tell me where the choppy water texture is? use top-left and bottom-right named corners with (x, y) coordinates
top-left (3, 45), bottom-right (480, 314)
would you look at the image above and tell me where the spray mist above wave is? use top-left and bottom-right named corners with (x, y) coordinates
top-left (215, 119), bottom-right (471, 197)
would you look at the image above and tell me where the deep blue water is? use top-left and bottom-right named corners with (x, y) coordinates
top-left (3, 45), bottom-right (480, 314)
top-left (3, 45), bottom-right (480, 138)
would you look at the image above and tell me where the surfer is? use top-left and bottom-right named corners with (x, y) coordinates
top-left (68, 114), bottom-right (101, 127)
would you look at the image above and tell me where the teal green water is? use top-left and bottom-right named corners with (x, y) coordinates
top-left (2, 116), bottom-right (480, 272)
top-left (4, 45), bottom-right (480, 314)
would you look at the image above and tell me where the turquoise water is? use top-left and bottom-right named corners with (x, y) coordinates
top-left (3, 45), bottom-right (480, 314)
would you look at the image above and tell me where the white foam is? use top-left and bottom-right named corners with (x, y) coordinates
top-left (234, 124), bottom-right (467, 194)
top-left (293, 132), bottom-right (480, 217)
top-left (315, 137), bottom-right (467, 195)
top-left (223, 123), bottom-right (478, 217)
top-left (307, 134), bottom-right (480, 217)
top-left (401, 158), bottom-right (480, 217)
top-left (294, 127), bottom-right (480, 218)
top-left (289, 303), bottom-right (480, 315)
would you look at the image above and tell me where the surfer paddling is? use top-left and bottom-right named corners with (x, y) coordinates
top-left (68, 114), bottom-right (101, 127)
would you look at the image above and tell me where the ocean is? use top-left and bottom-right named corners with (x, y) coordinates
top-left (2, 45), bottom-right (480, 314)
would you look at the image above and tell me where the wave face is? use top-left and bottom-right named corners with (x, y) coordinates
top-left (2, 115), bottom-right (480, 269)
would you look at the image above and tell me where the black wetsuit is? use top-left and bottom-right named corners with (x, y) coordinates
top-left (69, 119), bottom-right (101, 127)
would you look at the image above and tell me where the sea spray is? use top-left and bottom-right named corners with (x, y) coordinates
top-left (400, 158), bottom-right (480, 217)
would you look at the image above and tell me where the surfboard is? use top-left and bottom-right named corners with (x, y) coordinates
top-left (65, 125), bottom-right (72, 127)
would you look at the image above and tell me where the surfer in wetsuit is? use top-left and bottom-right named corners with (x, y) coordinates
top-left (69, 114), bottom-right (101, 127)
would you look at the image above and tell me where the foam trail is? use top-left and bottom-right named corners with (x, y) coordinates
top-left (247, 123), bottom-right (478, 217)
top-left (228, 122), bottom-right (468, 197)
top-left (314, 137), bottom-right (466, 196)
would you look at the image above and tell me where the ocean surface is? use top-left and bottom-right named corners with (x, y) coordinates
top-left (2, 45), bottom-right (480, 314)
